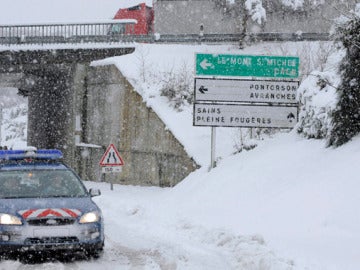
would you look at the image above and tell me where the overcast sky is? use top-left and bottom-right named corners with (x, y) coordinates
top-left (0, 0), bottom-right (153, 24)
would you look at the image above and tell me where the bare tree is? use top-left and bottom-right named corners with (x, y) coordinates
top-left (213, 0), bottom-right (265, 48)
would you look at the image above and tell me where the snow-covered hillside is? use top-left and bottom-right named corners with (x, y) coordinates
top-left (93, 42), bottom-right (360, 270)
top-left (2, 132), bottom-right (359, 270)
top-left (1, 40), bottom-right (359, 270)
top-left (94, 41), bottom-right (339, 166)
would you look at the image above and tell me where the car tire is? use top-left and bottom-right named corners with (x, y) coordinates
top-left (85, 248), bottom-right (103, 259)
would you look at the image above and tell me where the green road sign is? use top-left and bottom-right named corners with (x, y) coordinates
top-left (195, 53), bottom-right (299, 78)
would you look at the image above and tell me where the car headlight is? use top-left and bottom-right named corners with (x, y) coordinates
top-left (0, 213), bottom-right (22, 225)
top-left (79, 211), bottom-right (100, 223)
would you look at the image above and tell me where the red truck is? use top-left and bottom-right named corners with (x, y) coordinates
top-left (113, 2), bottom-right (154, 35)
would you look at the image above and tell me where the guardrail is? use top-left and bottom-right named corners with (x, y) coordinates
top-left (152, 32), bottom-right (331, 43)
top-left (0, 22), bottom-right (331, 46)
top-left (0, 20), bottom-right (137, 46)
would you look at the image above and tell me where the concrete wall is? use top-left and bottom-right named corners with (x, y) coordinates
top-left (154, 0), bottom-right (357, 34)
top-left (154, 0), bottom-right (239, 34)
top-left (262, 0), bottom-right (357, 33)
top-left (73, 65), bottom-right (197, 186)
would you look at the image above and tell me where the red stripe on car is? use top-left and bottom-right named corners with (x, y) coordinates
top-left (37, 209), bottom-right (63, 217)
top-left (62, 208), bottom-right (80, 217)
top-left (20, 209), bottom-right (37, 219)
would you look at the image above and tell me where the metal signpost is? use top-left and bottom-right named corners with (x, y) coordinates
top-left (99, 144), bottom-right (124, 190)
top-left (194, 53), bottom-right (300, 170)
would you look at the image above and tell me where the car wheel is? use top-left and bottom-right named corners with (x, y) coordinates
top-left (85, 248), bottom-right (103, 259)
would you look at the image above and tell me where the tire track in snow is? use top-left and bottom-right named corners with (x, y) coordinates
top-left (104, 233), bottom-right (177, 270)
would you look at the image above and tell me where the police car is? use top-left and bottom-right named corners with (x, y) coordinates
top-left (0, 147), bottom-right (104, 259)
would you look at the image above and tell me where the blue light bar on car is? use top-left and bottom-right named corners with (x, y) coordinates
top-left (0, 149), bottom-right (63, 160)
top-left (35, 150), bottom-right (63, 159)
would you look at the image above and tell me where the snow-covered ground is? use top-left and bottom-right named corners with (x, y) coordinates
top-left (1, 132), bottom-right (359, 270)
top-left (1, 0), bottom-right (359, 267)
top-left (1, 38), bottom-right (359, 270)
top-left (90, 131), bottom-right (360, 270)
top-left (94, 41), bottom-right (337, 166)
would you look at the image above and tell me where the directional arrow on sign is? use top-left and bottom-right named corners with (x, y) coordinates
top-left (199, 59), bottom-right (213, 70)
top-left (194, 103), bottom-right (298, 128)
top-left (198, 85), bottom-right (208, 94)
top-left (194, 77), bottom-right (299, 104)
top-left (195, 53), bottom-right (299, 78)
top-left (287, 112), bottom-right (296, 122)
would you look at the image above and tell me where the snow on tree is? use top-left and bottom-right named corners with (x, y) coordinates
top-left (245, 0), bottom-right (266, 24)
top-left (0, 88), bottom-right (27, 149)
top-left (213, 0), bottom-right (266, 26)
top-left (296, 69), bottom-right (340, 139)
top-left (214, 0), bottom-right (333, 46)
top-left (280, 0), bottom-right (304, 10)
top-left (294, 39), bottom-right (344, 139)
top-left (328, 5), bottom-right (360, 146)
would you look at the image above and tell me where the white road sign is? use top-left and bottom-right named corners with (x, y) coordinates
top-left (99, 144), bottom-right (124, 173)
top-left (195, 78), bottom-right (299, 104)
top-left (102, 166), bottom-right (122, 173)
top-left (194, 103), bottom-right (298, 128)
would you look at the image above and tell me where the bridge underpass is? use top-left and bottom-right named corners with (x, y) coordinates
top-left (0, 20), bottom-right (138, 152)
top-left (0, 44), bottom-right (197, 186)
top-left (0, 46), bottom-right (135, 158)
top-left (0, 20), bottom-right (135, 150)
top-left (0, 21), bottom-right (202, 186)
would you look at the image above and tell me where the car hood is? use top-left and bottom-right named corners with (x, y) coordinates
top-left (0, 197), bottom-right (100, 218)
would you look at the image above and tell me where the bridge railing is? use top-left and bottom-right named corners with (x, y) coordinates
top-left (150, 32), bottom-right (330, 43)
top-left (0, 19), bottom-right (137, 46)
top-left (0, 21), bottom-right (331, 46)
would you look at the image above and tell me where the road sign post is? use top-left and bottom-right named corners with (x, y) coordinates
top-left (210, 127), bottom-right (216, 171)
top-left (194, 53), bottom-right (300, 170)
top-left (99, 144), bottom-right (125, 190)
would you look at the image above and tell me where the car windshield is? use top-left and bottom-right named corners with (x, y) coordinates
top-left (0, 169), bottom-right (88, 199)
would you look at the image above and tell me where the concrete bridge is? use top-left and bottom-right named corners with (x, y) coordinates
top-left (0, 33), bottom-right (197, 186)
top-left (0, 20), bottom-right (331, 48)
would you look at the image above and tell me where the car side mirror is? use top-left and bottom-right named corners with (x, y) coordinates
top-left (89, 188), bottom-right (101, 197)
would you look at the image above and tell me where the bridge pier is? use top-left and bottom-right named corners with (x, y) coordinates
top-left (0, 47), bottom-right (135, 153)
top-left (27, 65), bottom-right (73, 150)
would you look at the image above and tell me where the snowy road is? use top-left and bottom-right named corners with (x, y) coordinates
top-left (0, 232), bottom-right (292, 270)
top-left (0, 182), bottom-right (299, 270)
top-left (0, 237), bottom-right (179, 270)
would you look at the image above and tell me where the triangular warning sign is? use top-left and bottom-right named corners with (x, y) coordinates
top-left (99, 144), bottom-right (124, 166)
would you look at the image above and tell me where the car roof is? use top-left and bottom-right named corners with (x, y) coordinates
top-left (0, 162), bottom-right (68, 171)
top-left (0, 148), bottom-right (67, 171)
